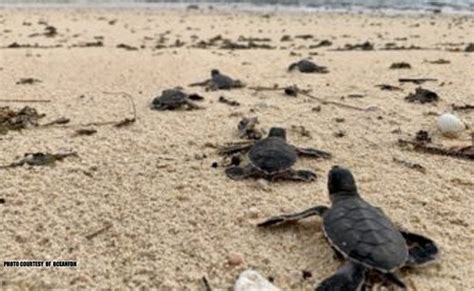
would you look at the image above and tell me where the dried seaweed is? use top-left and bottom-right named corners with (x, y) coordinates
top-left (85, 222), bottom-right (113, 240)
top-left (0, 151), bottom-right (78, 169)
top-left (16, 78), bottom-right (42, 85)
top-left (392, 157), bottom-right (426, 173)
top-left (390, 62), bottom-right (411, 69)
top-left (0, 106), bottom-right (45, 133)
top-left (398, 139), bottom-right (473, 161)
top-left (218, 96), bottom-right (240, 107)
top-left (41, 117), bottom-right (70, 127)
top-left (405, 88), bottom-right (439, 104)
top-left (452, 104), bottom-right (474, 111)
top-left (238, 117), bottom-right (262, 140)
top-left (73, 128), bottom-right (97, 137)
top-left (116, 43), bottom-right (138, 51)
top-left (375, 84), bottom-right (402, 91)
top-left (0, 99), bottom-right (50, 103)
top-left (399, 78), bottom-right (437, 85)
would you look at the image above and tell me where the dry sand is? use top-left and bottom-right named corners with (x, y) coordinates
top-left (0, 6), bottom-right (473, 291)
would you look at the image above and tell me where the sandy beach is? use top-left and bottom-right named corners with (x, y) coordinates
top-left (1, 6), bottom-right (473, 290)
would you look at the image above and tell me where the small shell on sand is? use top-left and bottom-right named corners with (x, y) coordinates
top-left (234, 270), bottom-right (281, 291)
top-left (437, 113), bottom-right (465, 138)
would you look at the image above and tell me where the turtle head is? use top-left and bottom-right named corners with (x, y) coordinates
top-left (211, 69), bottom-right (220, 76)
top-left (268, 127), bottom-right (286, 140)
top-left (328, 166), bottom-right (358, 198)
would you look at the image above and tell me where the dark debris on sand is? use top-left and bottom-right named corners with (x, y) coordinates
top-left (405, 88), bottom-right (439, 104)
top-left (0, 106), bottom-right (45, 134)
top-left (238, 116), bottom-right (262, 140)
top-left (390, 62), bottom-right (411, 69)
top-left (16, 78), bottom-right (42, 85)
top-left (341, 41), bottom-right (374, 51)
top-left (0, 151), bottom-right (78, 169)
top-left (465, 43), bottom-right (474, 52)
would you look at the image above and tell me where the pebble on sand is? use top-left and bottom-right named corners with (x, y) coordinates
top-left (227, 252), bottom-right (245, 266)
top-left (234, 269), bottom-right (281, 291)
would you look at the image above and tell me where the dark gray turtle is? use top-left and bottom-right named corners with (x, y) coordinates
top-left (190, 70), bottom-right (244, 91)
top-left (258, 166), bottom-right (439, 290)
top-left (288, 59), bottom-right (328, 74)
top-left (224, 127), bottom-right (332, 182)
top-left (151, 89), bottom-right (203, 110)
top-left (209, 69), bottom-right (244, 90)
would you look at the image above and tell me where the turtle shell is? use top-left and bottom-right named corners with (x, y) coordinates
top-left (297, 60), bottom-right (319, 72)
top-left (211, 73), bottom-right (235, 89)
top-left (322, 197), bottom-right (408, 272)
top-left (153, 89), bottom-right (188, 106)
top-left (248, 137), bottom-right (297, 174)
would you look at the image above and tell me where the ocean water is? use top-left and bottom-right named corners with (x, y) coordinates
top-left (0, 0), bottom-right (473, 13)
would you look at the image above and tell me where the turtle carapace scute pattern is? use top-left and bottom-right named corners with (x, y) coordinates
top-left (258, 166), bottom-right (439, 290)
top-left (224, 127), bottom-right (331, 182)
top-left (151, 89), bottom-right (203, 110)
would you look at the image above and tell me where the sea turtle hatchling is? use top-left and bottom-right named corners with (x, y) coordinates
top-left (223, 127), bottom-right (332, 182)
top-left (151, 89), bottom-right (204, 110)
top-left (190, 69), bottom-right (244, 91)
top-left (258, 166), bottom-right (439, 290)
top-left (288, 59), bottom-right (328, 74)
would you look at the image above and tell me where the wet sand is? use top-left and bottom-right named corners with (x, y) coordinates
top-left (0, 7), bottom-right (473, 290)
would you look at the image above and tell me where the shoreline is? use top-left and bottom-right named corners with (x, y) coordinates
top-left (1, 7), bottom-right (473, 290)
top-left (0, 3), bottom-right (473, 16)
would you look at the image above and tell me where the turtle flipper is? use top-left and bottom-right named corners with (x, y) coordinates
top-left (225, 165), bottom-right (257, 180)
top-left (296, 147), bottom-right (332, 159)
top-left (401, 231), bottom-right (439, 267)
top-left (185, 100), bottom-right (202, 110)
top-left (189, 79), bottom-right (211, 87)
top-left (217, 141), bottom-right (255, 156)
top-left (315, 262), bottom-right (367, 291)
top-left (257, 205), bottom-right (328, 227)
top-left (281, 169), bottom-right (317, 181)
top-left (288, 62), bottom-right (298, 72)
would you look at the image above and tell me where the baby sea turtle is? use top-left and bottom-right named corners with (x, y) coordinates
top-left (190, 70), bottom-right (244, 91)
top-left (288, 59), bottom-right (328, 74)
top-left (210, 69), bottom-right (244, 90)
top-left (224, 127), bottom-right (331, 182)
top-left (151, 89), bottom-right (203, 110)
top-left (258, 166), bottom-right (439, 290)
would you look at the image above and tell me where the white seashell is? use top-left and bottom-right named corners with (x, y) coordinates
top-left (234, 270), bottom-right (281, 291)
top-left (437, 113), bottom-right (465, 138)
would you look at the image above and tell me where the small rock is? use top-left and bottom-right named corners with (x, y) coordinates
top-left (302, 270), bottom-right (312, 280)
top-left (227, 252), bottom-right (244, 266)
top-left (255, 179), bottom-right (271, 192)
top-left (234, 269), bottom-right (281, 291)
top-left (248, 207), bottom-right (259, 219)
top-left (334, 130), bottom-right (346, 138)
top-left (312, 106), bottom-right (321, 112)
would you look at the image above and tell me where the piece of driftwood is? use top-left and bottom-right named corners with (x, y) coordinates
top-left (398, 139), bottom-right (473, 161)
